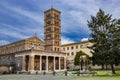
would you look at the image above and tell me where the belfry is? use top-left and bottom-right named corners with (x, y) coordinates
top-left (44, 8), bottom-right (61, 52)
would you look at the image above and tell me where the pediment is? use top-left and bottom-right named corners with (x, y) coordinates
top-left (25, 36), bottom-right (44, 45)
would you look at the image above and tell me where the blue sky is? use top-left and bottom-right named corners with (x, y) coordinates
top-left (0, 0), bottom-right (120, 45)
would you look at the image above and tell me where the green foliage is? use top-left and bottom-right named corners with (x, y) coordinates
top-left (74, 51), bottom-right (89, 65)
top-left (87, 9), bottom-right (120, 74)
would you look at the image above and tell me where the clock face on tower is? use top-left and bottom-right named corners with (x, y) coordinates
top-left (44, 8), bottom-right (61, 51)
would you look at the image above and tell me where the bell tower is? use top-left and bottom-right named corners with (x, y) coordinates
top-left (44, 8), bottom-right (61, 51)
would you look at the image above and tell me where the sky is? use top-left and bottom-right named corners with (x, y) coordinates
top-left (0, 0), bottom-right (120, 45)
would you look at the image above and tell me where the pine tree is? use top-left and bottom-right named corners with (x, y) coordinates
top-left (88, 9), bottom-right (120, 74)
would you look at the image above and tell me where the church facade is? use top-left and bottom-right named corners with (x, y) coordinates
top-left (0, 8), bottom-right (66, 74)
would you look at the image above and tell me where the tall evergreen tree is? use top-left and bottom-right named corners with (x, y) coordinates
top-left (112, 19), bottom-right (120, 65)
top-left (88, 9), bottom-right (120, 74)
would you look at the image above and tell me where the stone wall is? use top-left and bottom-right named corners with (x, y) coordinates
top-left (0, 54), bottom-right (15, 66)
top-left (15, 56), bottom-right (23, 71)
top-left (0, 66), bottom-right (9, 73)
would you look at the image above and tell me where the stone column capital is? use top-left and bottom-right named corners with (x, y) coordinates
top-left (30, 54), bottom-right (35, 57)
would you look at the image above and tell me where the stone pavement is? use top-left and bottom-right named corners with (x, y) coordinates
top-left (0, 74), bottom-right (73, 80)
top-left (0, 73), bottom-right (120, 80)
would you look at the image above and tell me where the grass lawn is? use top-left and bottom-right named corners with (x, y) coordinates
top-left (94, 69), bottom-right (120, 76)
top-left (72, 70), bottom-right (120, 80)
top-left (73, 76), bottom-right (120, 80)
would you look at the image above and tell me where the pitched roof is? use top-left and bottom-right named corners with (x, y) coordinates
top-left (61, 40), bottom-right (90, 46)
top-left (0, 36), bottom-right (44, 47)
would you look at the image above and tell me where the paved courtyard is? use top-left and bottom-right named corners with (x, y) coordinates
top-left (0, 74), bottom-right (120, 80)
top-left (0, 74), bottom-right (71, 80)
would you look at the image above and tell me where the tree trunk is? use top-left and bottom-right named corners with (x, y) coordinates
top-left (105, 64), bottom-right (108, 70)
top-left (111, 64), bottom-right (115, 74)
top-left (101, 64), bottom-right (104, 70)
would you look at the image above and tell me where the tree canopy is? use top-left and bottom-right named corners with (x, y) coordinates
top-left (74, 50), bottom-right (89, 65)
top-left (87, 9), bottom-right (120, 74)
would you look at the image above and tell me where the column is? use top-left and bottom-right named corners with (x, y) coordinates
top-left (53, 56), bottom-right (56, 71)
top-left (64, 57), bottom-right (66, 70)
top-left (46, 56), bottom-right (48, 72)
top-left (59, 57), bottom-right (61, 70)
top-left (22, 55), bottom-right (26, 71)
top-left (29, 54), bottom-right (34, 72)
top-left (40, 56), bottom-right (42, 72)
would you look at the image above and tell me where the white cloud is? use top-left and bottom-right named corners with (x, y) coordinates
top-left (81, 38), bottom-right (89, 42)
top-left (0, 23), bottom-right (44, 40)
top-left (0, 2), bottom-right (43, 24)
top-left (59, 0), bottom-right (120, 34)
top-left (0, 0), bottom-right (120, 43)
top-left (0, 24), bottom-right (30, 39)
top-left (9, 7), bottom-right (42, 24)
top-left (58, 0), bottom-right (99, 34)
top-left (0, 40), bottom-right (10, 46)
top-left (0, 2), bottom-right (44, 40)
top-left (61, 36), bottom-right (75, 45)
